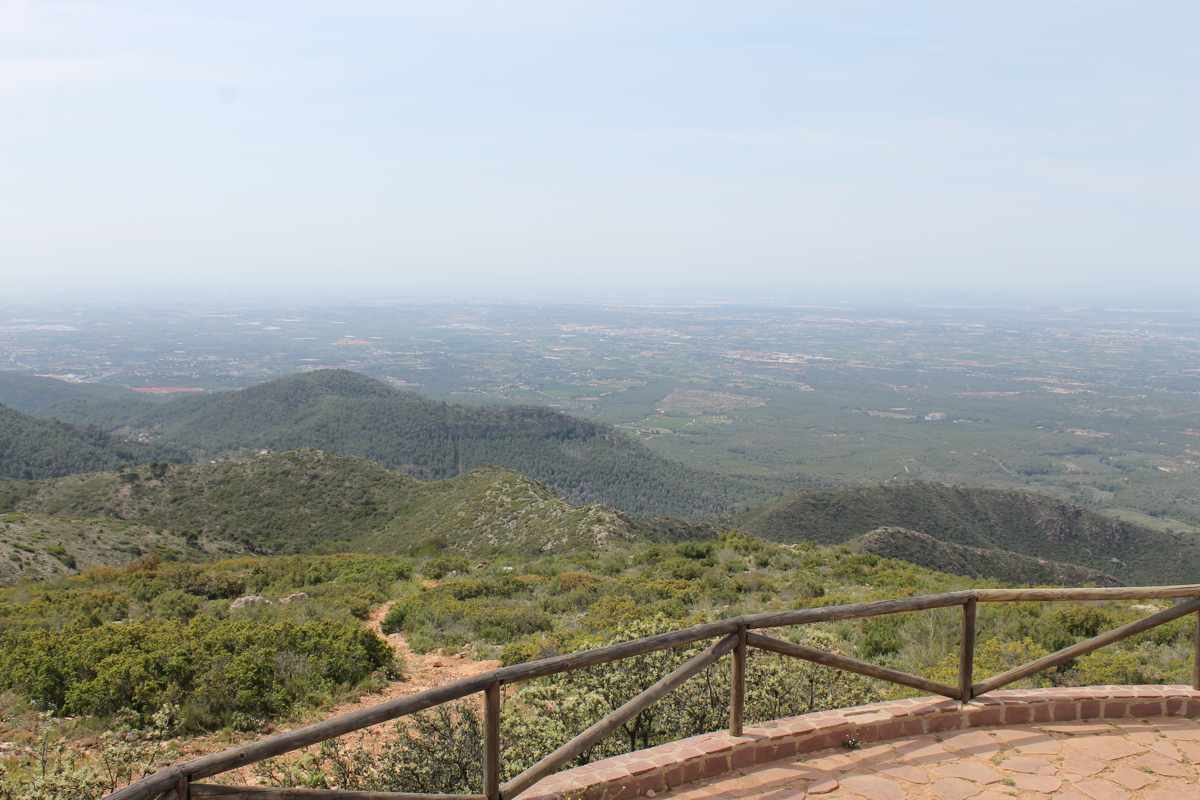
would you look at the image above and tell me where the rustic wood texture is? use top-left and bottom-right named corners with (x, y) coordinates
top-left (1193, 611), bottom-right (1199, 692)
top-left (190, 786), bottom-right (483, 800)
top-left (959, 598), bottom-right (976, 703)
top-left (730, 626), bottom-right (746, 737)
top-left (741, 592), bottom-right (976, 630)
top-left (973, 586), bottom-right (1200, 602)
top-left (106, 620), bottom-right (740, 800)
top-left (501, 634), bottom-right (738, 800)
top-left (973, 596), bottom-right (1200, 695)
top-left (746, 632), bottom-right (961, 700)
top-left (483, 683), bottom-right (501, 800)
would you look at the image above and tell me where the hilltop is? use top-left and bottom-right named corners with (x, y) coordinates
top-left (737, 481), bottom-right (1200, 584)
top-left (0, 370), bottom-right (755, 518)
top-left (0, 404), bottom-right (183, 480)
top-left (0, 450), bottom-right (712, 578)
top-left (0, 372), bottom-right (160, 428)
top-left (851, 527), bottom-right (1120, 586)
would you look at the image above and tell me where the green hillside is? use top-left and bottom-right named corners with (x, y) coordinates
top-left (851, 527), bottom-right (1119, 586)
top-left (0, 372), bottom-right (160, 427)
top-left (0, 404), bottom-right (182, 480)
top-left (0, 370), bottom-right (758, 518)
top-left (0, 450), bottom-right (711, 564)
top-left (737, 481), bottom-right (1200, 584)
top-left (0, 512), bottom-right (245, 584)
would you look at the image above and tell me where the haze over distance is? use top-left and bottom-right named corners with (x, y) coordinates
top-left (8, 6), bottom-right (1200, 795)
top-left (3, 2), bottom-right (1199, 307)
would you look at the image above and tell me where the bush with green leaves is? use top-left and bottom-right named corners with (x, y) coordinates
top-left (423, 554), bottom-right (472, 580)
top-left (0, 705), bottom-right (179, 800)
top-left (0, 554), bottom-right (406, 732)
top-left (0, 615), bottom-right (393, 730)
top-left (258, 617), bottom-right (878, 795)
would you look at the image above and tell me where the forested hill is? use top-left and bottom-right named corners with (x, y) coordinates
top-left (737, 482), bottom-right (1200, 584)
top-left (851, 527), bottom-right (1120, 586)
top-left (0, 404), bottom-right (182, 480)
top-left (93, 370), bottom-right (755, 518)
top-left (0, 449), bottom-right (715, 562)
top-left (0, 372), bottom-right (159, 428)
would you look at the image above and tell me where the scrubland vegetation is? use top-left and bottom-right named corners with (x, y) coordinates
top-left (0, 450), bottom-right (710, 567)
top-left (0, 555), bottom-right (407, 732)
top-left (2, 365), bottom-right (1199, 799)
top-left (3, 534), bottom-right (1195, 798)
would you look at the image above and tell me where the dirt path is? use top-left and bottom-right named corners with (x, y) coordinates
top-left (1, 601), bottom-right (502, 788)
top-left (330, 601), bottom-right (501, 712)
top-left (169, 602), bottom-right (500, 780)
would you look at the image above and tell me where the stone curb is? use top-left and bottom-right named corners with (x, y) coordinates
top-left (521, 685), bottom-right (1200, 800)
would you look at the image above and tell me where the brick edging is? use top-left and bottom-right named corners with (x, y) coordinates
top-left (522, 685), bottom-right (1200, 800)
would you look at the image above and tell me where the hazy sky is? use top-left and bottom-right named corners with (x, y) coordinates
top-left (3, 1), bottom-right (1199, 305)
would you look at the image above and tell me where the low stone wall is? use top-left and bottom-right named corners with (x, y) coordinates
top-left (523, 685), bottom-right (1200, 800)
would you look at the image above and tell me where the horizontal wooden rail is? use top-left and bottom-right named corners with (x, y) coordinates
top-left (501, 634), bottom-right (738, 799)
top-left (104, 584), bottom-right (1200, 800)
top-left (191, 786), bottom-right (483, 800)
top-left (740, 591), bottom-right (975, 630)
top-left (105, 621), bottom-right (740, 800)
top-left (973, 586), bottom-right (1200, 602)
top-left (973, 595), bottom-right (1200, 695)
top-left (747, 632), bottom-right (961, 700)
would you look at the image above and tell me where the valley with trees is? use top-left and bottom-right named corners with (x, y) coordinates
top-left (1, 334), bottom-right (1199, 798)
top-left (8, 1), bottom-right (1200, 795)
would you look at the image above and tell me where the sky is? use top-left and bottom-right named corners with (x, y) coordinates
top-left (2, 1), bottom-right (1199, 306)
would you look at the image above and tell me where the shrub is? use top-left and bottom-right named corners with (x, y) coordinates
top-left (380, 603), bottom-right (408, 635)
top-left (0, 617), bottom-right (393, 731)
top-left (441, 575), bottom-right (525, 601)
top-left (151, 590), bottom-right (200, 621)
top-left (860, 617), bottom-right (903, 659)
top-left (676, 541), bottom-right (714, 561)
top-left (0, 704), bottom-right (179, 800)
top-left (258, 619), bottom-right (878, 796)
top-left (1039, 606), bottom-right (1117, 651)
top-left (499, 632), bottom-right (562, 666)
top-left (466, 604), bottom-right (552, 643)
top-left (423, 555), bottom-right (471, 580)
top-left (1073, 649), bottom-right (1152, 686)
top-left (46, 544), bottom-right (76, 570)
top-left (661, 557), bottom-right (705, 581)
top-left (553, 571), bottom-right (601, 593)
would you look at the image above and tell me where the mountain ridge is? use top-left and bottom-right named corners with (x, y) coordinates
top-left (0, 449), bottom-right (715, 578)
top-left (737, 481), bottom-right (1200, 584)
top-left (851, 526), bottom-right (1121, 586)
top-left (0, 369), bottom-right (758, 518)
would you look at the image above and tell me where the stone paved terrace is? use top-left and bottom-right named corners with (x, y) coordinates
top-left (524, 687), bottom-right (1200, 800)
top-left (661, 717), bottom-right (1200, 799)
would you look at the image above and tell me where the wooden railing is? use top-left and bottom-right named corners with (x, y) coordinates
top-left (106, 585), bottom-right (1200, 800)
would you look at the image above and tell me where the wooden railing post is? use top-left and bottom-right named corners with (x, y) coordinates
top-left (174, 772), bottom-right (190, 800)
top-left (1194, 611), bottom-right (1200, 692)
top-left (730, 625), bottom-right (746, 736)
top-left (484, 682), bottom-right (501, 800)
top-left (503, 635), bottom-right (738, 800)
top-left (959, 598), bottom-right (976, 703)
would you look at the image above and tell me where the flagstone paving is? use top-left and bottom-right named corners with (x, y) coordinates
top-left (659, 718), bottom-right (1200, 799)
